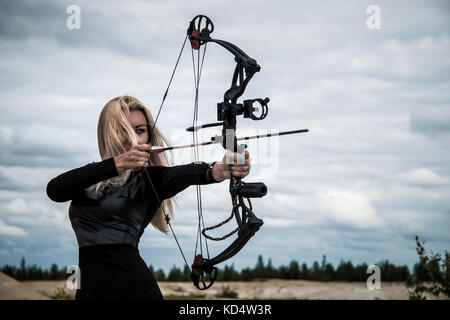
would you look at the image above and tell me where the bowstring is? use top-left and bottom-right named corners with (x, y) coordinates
top-left (144, 34), bottom-right (191, 272)
top-left (192, 43), bottom-right (211, 261)
top-left (144, 32), bottom-right (211, 274)
top-left (149, 35), bottom-right (188, 136)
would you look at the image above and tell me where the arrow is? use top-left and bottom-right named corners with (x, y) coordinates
top-left (149, 128), bottom-right (309, 154)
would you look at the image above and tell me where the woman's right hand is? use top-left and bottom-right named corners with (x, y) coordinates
top-left (114, 144), bottom-right (152, 174)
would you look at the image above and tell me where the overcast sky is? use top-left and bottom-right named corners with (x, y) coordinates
top-left (0, 0), bottom-right (449, 275)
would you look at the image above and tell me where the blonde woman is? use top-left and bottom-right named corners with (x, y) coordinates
top-left (46, 95), bottom-right (251, 300)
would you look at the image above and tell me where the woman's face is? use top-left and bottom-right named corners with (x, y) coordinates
top-left (127, 110), bottom-right (150, 145)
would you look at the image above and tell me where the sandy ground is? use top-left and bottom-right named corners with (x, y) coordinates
top-left (0, 272), bottom-right (447, 300)
top-left (158, 279), bottom-right (447, 300)
top-left (0, 272), bottom-right (50, 300)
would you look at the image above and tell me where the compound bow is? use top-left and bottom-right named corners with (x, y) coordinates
top-left (143, 15), bottom-right (308, 290)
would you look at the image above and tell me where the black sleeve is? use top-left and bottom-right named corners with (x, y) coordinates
top-left (46, 157), bottom-right (119, 203)
top-left (147, 162), bottom-right (219, 200)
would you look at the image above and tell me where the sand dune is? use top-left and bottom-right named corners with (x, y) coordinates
top-left (0, 272), bottom-right (50, 300)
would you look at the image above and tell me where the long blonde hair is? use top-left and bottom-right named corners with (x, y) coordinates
top-left (89, 95), bottom-right (174, 234)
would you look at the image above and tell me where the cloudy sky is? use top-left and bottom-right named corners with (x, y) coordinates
top-left (0, 0), bottom-right (449, 275)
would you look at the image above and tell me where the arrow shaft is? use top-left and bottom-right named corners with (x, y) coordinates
top-left (237, 129), bottom-right (309, 141)
top-left (150, 128), bottom-right (309, 154)
top-left (150, 140), bottom-right (218, 154)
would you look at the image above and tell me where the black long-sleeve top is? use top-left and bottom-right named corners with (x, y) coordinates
top-left (46, 158), bottom-right (218, 248)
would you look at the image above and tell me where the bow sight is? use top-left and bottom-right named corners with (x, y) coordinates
top-left (218, 97), bottom-right (269, 122)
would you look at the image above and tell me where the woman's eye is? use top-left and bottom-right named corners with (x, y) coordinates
top-left (135, 129), bottom-right (146, 134)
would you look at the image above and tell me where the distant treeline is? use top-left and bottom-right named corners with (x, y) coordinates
top-left (1, 257), bottom-right (67, 281)
top-left (1, 255), bottom-right (416, 282)
top-left (151, 255), bottom-right (412, 282)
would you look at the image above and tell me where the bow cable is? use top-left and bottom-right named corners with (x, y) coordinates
top-left (191, 43), bottom-right (211, 263)
top-left (143, 34), bottom-right (191, 272)
top-left (150, 35), bottom-right (188, 135)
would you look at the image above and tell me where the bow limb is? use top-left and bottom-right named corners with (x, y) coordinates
top-left (191, 178), bottom-right (264, 276)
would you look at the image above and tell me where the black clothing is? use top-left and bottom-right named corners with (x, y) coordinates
top-left (46, 158), bottom-right (216, 248)
top-left (46, 157), bottom-right (218, 299)
top-left (75, 244), bottom-right (163, 300)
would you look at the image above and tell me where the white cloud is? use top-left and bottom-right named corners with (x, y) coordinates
top-left (347, 36), bottom-right (450, 81)
top-left (0, 219), bottom-right (28, 237)
top-left (0, 125), bottom-right (13, 144)
top-left (315, 188), bottom-right (384, 229)
top-left (263, 217), bottom-right (299, 228)
top-left (398, 168), bottom-right (447, 186)
top-left (4, 198), bottom-right (29, 213)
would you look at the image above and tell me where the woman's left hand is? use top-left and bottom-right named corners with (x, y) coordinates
top-left (212, 150), bottom-right (251, 182)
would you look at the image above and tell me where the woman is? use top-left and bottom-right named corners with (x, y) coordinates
top-left (46, 95), bottom-right (251, 300)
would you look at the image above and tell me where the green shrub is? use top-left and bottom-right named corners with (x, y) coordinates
top-left (408, 236), bottom-right (450, 300)
top-left (215, 286), bottom-right (238, 299)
